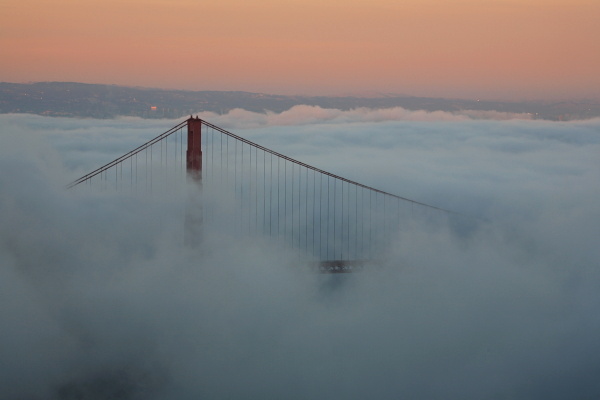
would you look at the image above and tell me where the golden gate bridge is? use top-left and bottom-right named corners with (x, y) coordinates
top-left (68, 117), bottom-right (456, 272)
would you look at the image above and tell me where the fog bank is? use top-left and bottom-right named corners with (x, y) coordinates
top-left (1, 114), bottom-right (599, 399)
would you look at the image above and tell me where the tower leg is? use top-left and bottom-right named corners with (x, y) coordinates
top-left (186, 117), bottom-right (203, 181)
top-left (185, 117), bottom-right (203, 247)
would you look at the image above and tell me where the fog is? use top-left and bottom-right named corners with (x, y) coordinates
top-left (1, 110), bottom-right (599, 399)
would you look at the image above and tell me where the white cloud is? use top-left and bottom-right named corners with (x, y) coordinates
top-left (1, 114), bottom-right (599, 399)
top-left (193, 105), bottom-right (534, 129)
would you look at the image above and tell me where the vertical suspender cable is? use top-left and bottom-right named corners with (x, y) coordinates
top-left (291, 163), bottom-right (294, 248)
top-left (326, 175), bottom-right (330, 260)
top-left (341, 181), bottom-right (344, 259)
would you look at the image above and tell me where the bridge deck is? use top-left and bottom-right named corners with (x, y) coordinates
top-left (315, 260), bottom-right (373, 273)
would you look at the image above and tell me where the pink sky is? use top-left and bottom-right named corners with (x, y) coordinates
top-left (2, 0), bottom-right (599, 100)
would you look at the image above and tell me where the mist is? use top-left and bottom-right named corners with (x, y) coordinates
top-left (1, 111), bottom-right (599, 399)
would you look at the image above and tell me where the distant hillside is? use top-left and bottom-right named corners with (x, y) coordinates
top-left (1, 82), bottom-right (599, 120)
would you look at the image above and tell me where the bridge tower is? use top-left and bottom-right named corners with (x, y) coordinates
top-left (186, 117), bottom-right (203, 181)
top-left (185, 117), bottom-right (203, 246)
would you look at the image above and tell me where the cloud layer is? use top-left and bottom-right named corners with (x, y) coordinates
top-left (1, 113), bottom-right (599, 399)
top-left (193, 105), bottom-right (534, 130)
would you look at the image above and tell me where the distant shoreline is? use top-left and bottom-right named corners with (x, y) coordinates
top-left (2, 81), bottom-right (599, 121)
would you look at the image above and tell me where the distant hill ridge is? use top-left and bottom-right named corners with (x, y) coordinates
top-left (1, 81), bottom-right (598, 120)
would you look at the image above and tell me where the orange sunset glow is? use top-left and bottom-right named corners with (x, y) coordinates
top-left (2, 0), bottom-right (599, 100)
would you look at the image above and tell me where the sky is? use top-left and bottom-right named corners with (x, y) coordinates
top-left (2, 0), bottom-right (600, 100)
top-left (1, 112), bottom-right (600, 399)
